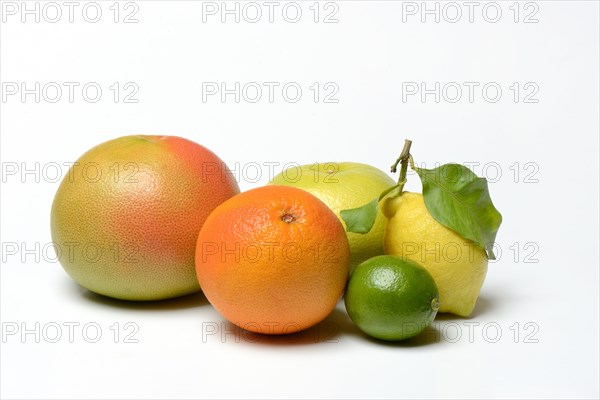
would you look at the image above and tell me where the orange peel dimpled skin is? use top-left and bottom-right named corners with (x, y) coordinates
top-left (51, 135), bottom-right (240, 301)
top-left (195, 185), bottom-right (351, 335)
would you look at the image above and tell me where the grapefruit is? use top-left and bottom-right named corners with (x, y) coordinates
top-left (51, 135), bottom-right (239, 300)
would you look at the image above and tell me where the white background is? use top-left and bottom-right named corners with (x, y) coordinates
top-left (1, 1), bottom-right (599, 399)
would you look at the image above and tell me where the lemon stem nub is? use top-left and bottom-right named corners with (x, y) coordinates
top-left (390, 139), bottom-right (413, 193)
top-left (431, 297), bottom-right (440, 312)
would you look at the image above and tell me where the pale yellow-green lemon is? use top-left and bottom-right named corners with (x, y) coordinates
top-left (270, 163), bottom-right (395, 271)
top-left (382, 192), bottom-right (487, 317)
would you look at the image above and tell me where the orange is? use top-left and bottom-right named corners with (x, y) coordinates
top-left (51, 135), bottom-right (240, 300)
top-left (195, 185), bottom-right (350, 335)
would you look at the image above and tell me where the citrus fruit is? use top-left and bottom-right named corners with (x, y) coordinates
top-left (344, 255), bottom-right (439, 341)
top-left (51, 135), bottom-right (239, 301)
top-left (270, 162), bottom-right (395, 271)
top-left (382, 192), bottom-right (488, 317)
top-left (195, 185), bottom-right (350, 335)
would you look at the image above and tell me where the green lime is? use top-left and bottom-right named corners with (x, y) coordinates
top-left (344, 255), bottom-right (439, 341)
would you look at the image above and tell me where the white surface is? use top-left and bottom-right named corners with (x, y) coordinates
top-left (1, 1), bottom-right (599, 399)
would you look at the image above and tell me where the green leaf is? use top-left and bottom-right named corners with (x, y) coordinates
top-left (377, 184), bottom-right (401, 201)
top-left (340, 198), bottom-right (379, 234)
top-left (413, 163), bottom-right (502, 259)
top-left (340, 184), bottom-right (400, 234)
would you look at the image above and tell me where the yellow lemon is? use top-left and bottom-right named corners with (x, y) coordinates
top-left (382, 192), bottom-right (487, 317)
